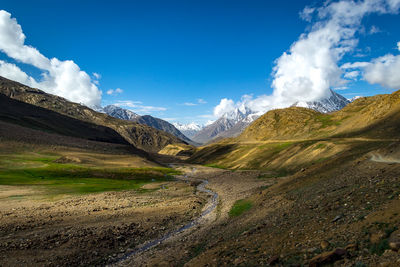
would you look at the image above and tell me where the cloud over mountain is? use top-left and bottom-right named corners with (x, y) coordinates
top-left (214, 0), bottom-right (400, 116)
top-left (0, 10), bottom-right (101, 107)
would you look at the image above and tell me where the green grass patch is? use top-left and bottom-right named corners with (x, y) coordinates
top-left (204, 163), bottom-right (227, 169)
top-left (229, 199), bottom-right (253, 217)
top-left (316, 114), bottom-right (341, 128)
top-left (258, 142), bottom-right (293, 152)
top-left (0, 154), bottom-right (180, 196)
top-left (315, 143), bottom-right (327, 149)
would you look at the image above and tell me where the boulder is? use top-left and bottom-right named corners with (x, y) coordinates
top-left (309, 248), bottom-right (347, 267)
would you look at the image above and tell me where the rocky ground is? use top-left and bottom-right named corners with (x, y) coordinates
top-left (117, 142), bottom-right (400, 266)
top-left (0, 180), bottom-right (205, 266)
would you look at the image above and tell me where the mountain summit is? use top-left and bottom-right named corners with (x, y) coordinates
top-left (292, 89), bottom-right (350, 113)
top-left (193, 90), bottom-right (350, 144)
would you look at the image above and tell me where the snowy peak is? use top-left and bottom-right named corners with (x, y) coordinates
top-left (192, 107), bottom-right (258, 144)
top-left (349, 96), bottom-right (362, 102)
top-left (103, 105), bottom-right (140, 121)
top-left (292, 89), bottom-right (350, 113)
top-left (173, 122), bottom-right (204, 139)
top-left (173, 122), bottom-right (203, 131)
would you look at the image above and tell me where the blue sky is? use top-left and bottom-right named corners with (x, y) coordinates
top-left (0, 0), bottom-right (400, 124)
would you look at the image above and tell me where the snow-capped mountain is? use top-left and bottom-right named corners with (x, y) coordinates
top-left (192, 107), bottom-right (257, 144)
top-left (103, 105), bottom-right (140, 120)
top-left (173, 122), bottom-right (203, 139)
top-left (292, 89), bottom-right (350, 113)
top-left (193, 90), bottom-right (350, 144)
top-left (349, 96), bottom-right (362, 102)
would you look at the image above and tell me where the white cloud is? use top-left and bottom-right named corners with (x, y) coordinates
top-left (114, 100), bottom-right (166, 113)
top-left (106, 88), bottom-right (123, 95)
top-left (369, 25), bottom-right (381, 34)
top-left (183, 102), bottom-right (197, 106)
top-left (341, 61), bottom-right (370, 69)
top-left (182, 98), bottom-right (207, 106)
top-left (333, 86), bottom-right (349, 90)
top-left (344, 70), bottom-right (360, 79)
top-left (397, 41), bottom-right (400, 51)
top-left (364, 54), bottom-right (400, 89)
top-left (213, 0), bottom-right (400, 117)
top-left (93, 72), bottom-right (101, 79)
top-left (213, 98), bottom-right (235, 117)
top-left (0, 10), bottom-right (101, 107)
top-left (0, 60), bottom-right (39, 86)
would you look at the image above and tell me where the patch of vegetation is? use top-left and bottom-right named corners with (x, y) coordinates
top-left (315, 143), bottom-right (327, 149)
top-left (229, 199), bottom-right (253, 217)
top-left (316, 114), bottom-right (341, 128)
top-left (204, 163), bottom-right (228, 169)
top-left (0, 155), bottom-right (180, 196)
top-left (369, 239), bottom-right (390, 255)
top-left (191, 242), bottom-right (207, 258)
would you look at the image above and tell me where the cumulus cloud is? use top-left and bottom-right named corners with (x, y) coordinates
top-left (106, 88), bottom-right (123, 95)
top-left (0, 10), bottom-right (101, 107)
top-left (364, 54), bottom-right (400, 89)
top-left (114, 100), bottom-right (167, 113)
top-left (213, 0), bottom-right (400, 117)
top-left (213, 98), bottom-right (235, 117)
top-left (369, 25), bottom-right (381, 34)
top-left (183, 102), bottom-right (197, 106)
top-left (182, 98), bottom-right (207, 106)
top-left (397, 41), bottom-right (400, 51)
top-left (344, 70), bottom-right (360, 79)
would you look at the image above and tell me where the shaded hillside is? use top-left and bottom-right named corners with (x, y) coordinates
top-left (0, 94), bottom-right (149, 157)
top-left (103, 105), bottom-right (196, 145)
top-left (0, 94), bottom-right (128, 145)
top-left (136, 115), bottom-right (195, 145)
top-left (0, 76), bottom-right (185, 152)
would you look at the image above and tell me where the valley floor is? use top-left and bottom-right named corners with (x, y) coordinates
top-left (2, 140), bottom-right (400, 266)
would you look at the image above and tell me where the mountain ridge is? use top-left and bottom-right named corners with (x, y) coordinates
top-left (102, 105), bottom-right (196, 145)
top-left (0, 76), bottom-right (185, 152)
top-left (192, 89), bottom-right (350, 144)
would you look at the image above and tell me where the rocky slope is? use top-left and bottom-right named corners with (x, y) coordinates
top-left (0, 76), bottom-right (184, 152)
top-left (103, 105), bottom-right (195, 145)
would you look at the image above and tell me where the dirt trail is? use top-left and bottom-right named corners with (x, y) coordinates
top-left (370, 153), bottom-right (400, 163)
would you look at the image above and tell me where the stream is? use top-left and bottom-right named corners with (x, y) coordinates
top-left (111, 167), bottom-right (219, 265)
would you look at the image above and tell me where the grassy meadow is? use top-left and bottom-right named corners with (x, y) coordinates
top-left (0, 152), bottom-right (180, 198)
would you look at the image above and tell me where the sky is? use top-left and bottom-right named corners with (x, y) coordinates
top-left (0, 0), bottom-right (400, 125)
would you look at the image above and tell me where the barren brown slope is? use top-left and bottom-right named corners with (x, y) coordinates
top-left (240, 90), bottom-right (400, 141)
top-left (0, 76), bottom-right (185, 152)
top-left (189, 90), bottom-right (400, 170)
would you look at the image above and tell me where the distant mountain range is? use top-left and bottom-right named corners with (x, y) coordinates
top-left (102, 105), bottom-right (196, 145)
top-left (192, 89), bottom-right (350, 144)
top-left (173, 122), bottom-right (203, 139)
